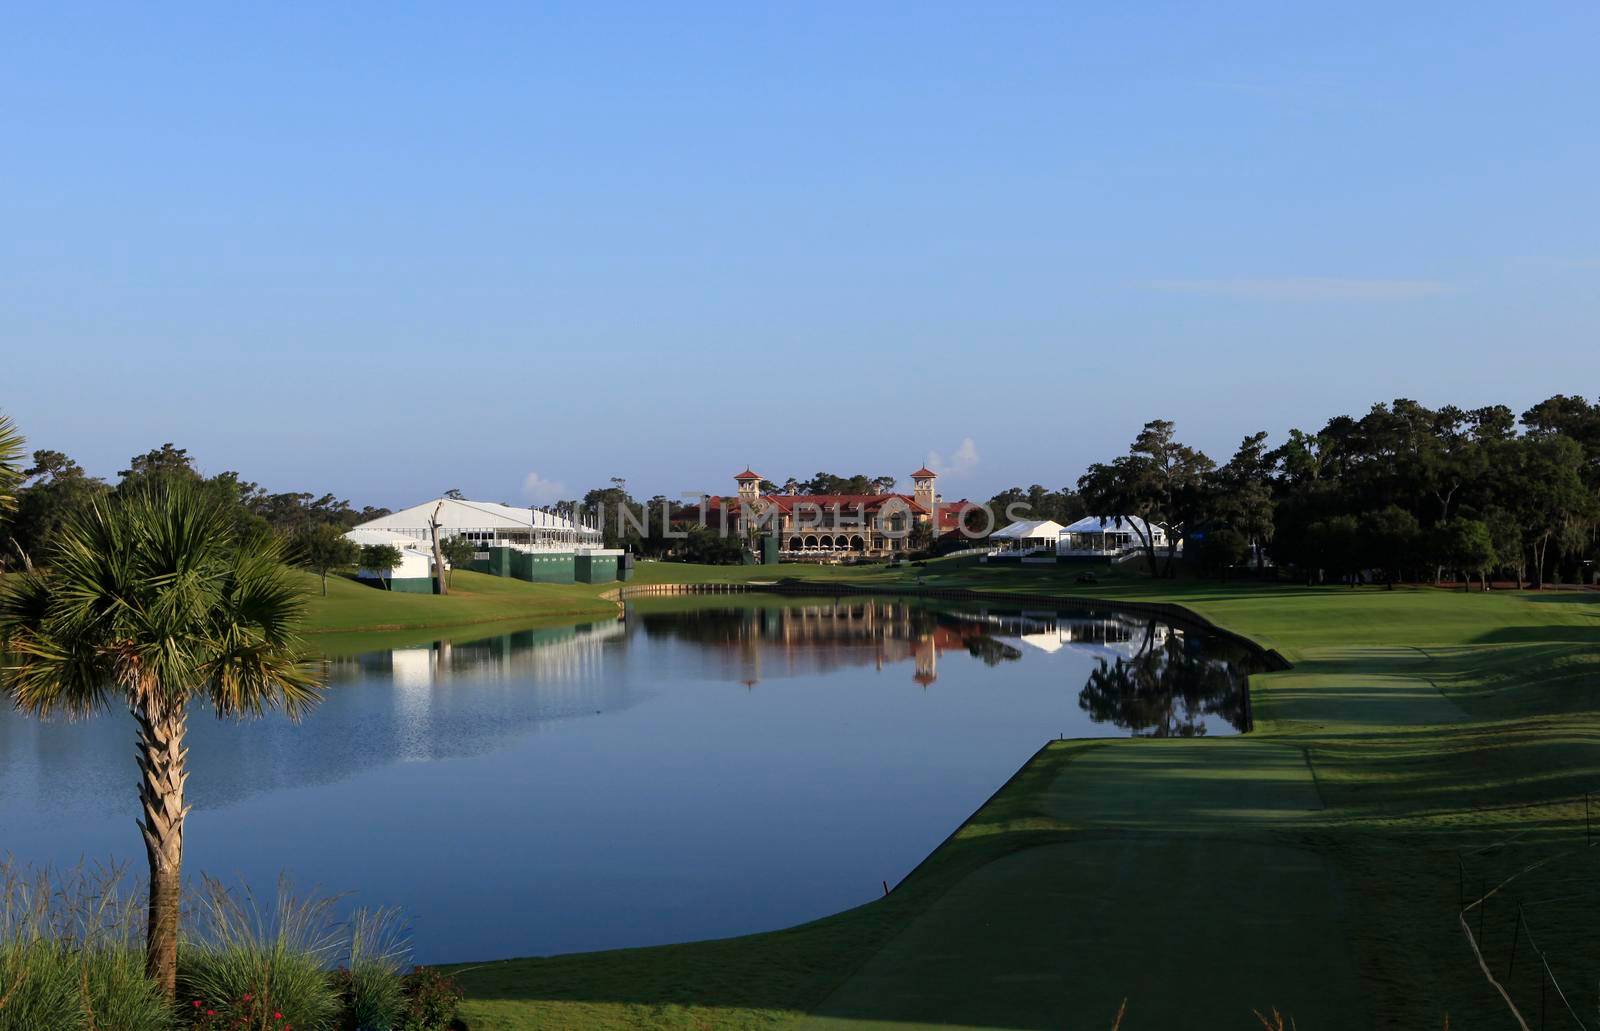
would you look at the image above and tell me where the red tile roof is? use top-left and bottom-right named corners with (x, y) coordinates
top-left (910, 467), bottom-right (938, 478)
top-left (772, 494), bottom-right (923, 513)
top-left (707, 493), bottom-right (930, 515)
top-left (734, 469), bottom-right (762, 481)
top-left (935, 499), bottom-right (981, 531)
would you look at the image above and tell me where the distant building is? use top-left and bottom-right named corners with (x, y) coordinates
top-left (711, 467), bottom-right (977, 558)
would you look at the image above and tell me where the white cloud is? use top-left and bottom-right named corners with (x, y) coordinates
top-left (1146, 277), bottom-right (1452, 300)
top-left (925, 438), bottom-right (980, 479)
top-left (521, 471), bottom-right (567, 504)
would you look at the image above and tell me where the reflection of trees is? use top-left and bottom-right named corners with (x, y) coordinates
top-left (965, 635), bottom-right (1023, 665)
top-left (1076, 633), bottom-right (1248, 736)
top-left (633, 605), bottom-right (773, 643)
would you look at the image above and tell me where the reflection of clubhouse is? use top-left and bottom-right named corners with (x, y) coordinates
top-left (636, 601), bottom-right (1016, 688)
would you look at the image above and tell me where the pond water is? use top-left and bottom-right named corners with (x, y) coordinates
top-left (0, 596), bottom-right (1256, 962)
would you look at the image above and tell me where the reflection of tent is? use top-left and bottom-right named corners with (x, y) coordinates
top-left (390, 647), bottom-right (436, 692)
top-left (1019, 632), bottom-right (1065, 653)
top-left (990, 520), bottom-right (1065, 550)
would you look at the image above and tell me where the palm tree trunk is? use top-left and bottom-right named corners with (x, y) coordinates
top-left (135, 698), bottom-right (188, 1001)
top-left (429, 510), bottom-right (448, 597)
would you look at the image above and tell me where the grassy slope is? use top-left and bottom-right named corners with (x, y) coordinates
top-left (298, 559), bottom-right (865, 634)
top-left (294, 566), bottom-right (617, 640)
top-left (295, 560), bottom-right (897, 653)
top-left (306, 560), bottom-right (1600, 1028)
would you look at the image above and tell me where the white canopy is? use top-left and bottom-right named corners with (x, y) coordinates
top-left (1060, 515), bottom-right (1163, 538)
top-left (353, 498), bottom-right (600, 540)
top-left (991, 519), bottom-right (1065, 541)
top-left (343, 527), bottom-right (429, 551)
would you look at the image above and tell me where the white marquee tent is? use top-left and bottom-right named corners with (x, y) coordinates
top-left (1057, 516), bottom-right (1170, 556)
top-left (989, 519), bottom-right (1065, 551)
top-left (351, 498), bottom-right (603, 552)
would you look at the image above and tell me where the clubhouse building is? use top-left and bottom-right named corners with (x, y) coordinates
top-left (712, 467), bottom-right (977, 558)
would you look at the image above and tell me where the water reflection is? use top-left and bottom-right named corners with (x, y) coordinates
top-left (628, 601), bottom-right (1251, 736)
top-left (0, 597), bottom-right (1255, 960)
top-left (1077, 627), bottom-right (1251, 736)
top-left (631, 600), bottom-right (1020, 686)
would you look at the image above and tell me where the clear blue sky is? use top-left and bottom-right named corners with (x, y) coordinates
top-left (5, 3), bottom-right (1597, 507)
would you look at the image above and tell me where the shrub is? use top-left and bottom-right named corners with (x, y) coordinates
top-left (0, 937), bottom-right (81, 1031)
top-left (3, 864), bottom-right (438, 1031)
top-left (178, 876), bottom-right (341, 1031)
top-left (332, 908), bottom-right (409, 1031)
top-left (399, 966), bottom-right (464, 1031)
top-left (0, 861), bottom-right (174, 1031)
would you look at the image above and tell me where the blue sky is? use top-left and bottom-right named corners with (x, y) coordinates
top-left (4, 3), bottom-right (1597, 507)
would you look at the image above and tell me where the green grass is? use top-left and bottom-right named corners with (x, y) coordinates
top-left (297, 566), bottom-right (614, 640)
top-left (294, 558), bottom-right (927, 654)
top-left (301, 559), bottom-right (1600, 1028)
top-left (297, 558), bottom-right (883, 634)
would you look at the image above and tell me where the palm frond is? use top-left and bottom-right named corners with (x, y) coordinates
top-left (0, 481), bottom-right (324, 721)
top-left (0, 411), bottom-right (24, 513)
top-left (0, 570), bottom-right (116, 717)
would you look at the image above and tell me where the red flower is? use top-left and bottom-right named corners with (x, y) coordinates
top-left (207, 1011), bottom-right (215, 1017)
top-left (274, 1014), bottom-right (282, 1021)
top-left (193, 1000), bottom-right (202, 1008)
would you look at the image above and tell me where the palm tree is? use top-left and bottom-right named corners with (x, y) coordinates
top-left (0, 483), bottom-right (322, 1000)
top-left (0, 410), bottom-right (24, 513)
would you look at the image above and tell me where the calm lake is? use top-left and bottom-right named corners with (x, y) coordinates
top-left (0, 596), bottom-right (1256, 962)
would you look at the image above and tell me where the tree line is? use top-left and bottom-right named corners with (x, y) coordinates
top-left (0, 437), bottom-right (394, 592)
top-left (1069, 396), bottom-right (1600, 587)
top-left (8, 394), bottom-right (1598, 585)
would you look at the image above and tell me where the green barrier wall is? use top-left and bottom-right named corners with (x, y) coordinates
top-left (526, 552), bottom-right (576, 583)
top-left (575, 554), bottom-right (618, 583)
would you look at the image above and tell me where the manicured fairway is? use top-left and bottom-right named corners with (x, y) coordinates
top-left (802, 739), bottom-right (1362, 1029)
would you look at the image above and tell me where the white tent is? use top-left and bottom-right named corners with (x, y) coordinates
top-left (1057, 515), bottom-right (1169, 556)
top-left (352, 498), bottom-right (602, 551)
top-left (342, 528), bottom-right (438, 583)
top-left (991, 519), bottom-right (1065, 541)
top-left (343, 527), bottom-right (427, 550)
top-left (990, 519), bottom-right (1065, 546)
